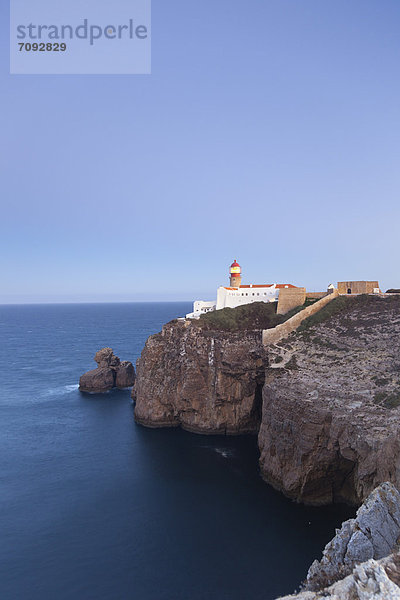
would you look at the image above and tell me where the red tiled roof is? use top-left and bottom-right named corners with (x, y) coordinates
top-left (223, 283), bottom-right (298, 290)
top-left (239, 284), bottom-right (274, 288)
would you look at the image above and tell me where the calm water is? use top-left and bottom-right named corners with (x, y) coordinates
top-left (0, 303), bottom-right (353, 600)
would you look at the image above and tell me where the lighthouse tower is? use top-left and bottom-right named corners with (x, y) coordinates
top-left (229, 259), bottom-right (242, 288)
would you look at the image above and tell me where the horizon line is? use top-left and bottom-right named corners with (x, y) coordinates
top-left (0, 300), bottom-right (195, 306)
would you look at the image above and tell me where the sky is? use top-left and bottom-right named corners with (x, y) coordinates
top-left (1, 0), bottom-right (400, 303)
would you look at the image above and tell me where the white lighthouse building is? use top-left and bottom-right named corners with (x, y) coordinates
top-left (186, 260), bottom-right (298, 319)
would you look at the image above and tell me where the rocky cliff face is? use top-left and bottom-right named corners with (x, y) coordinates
top-left (305, 482), bottom-right (400, 590)
top-left (277, 482), bottom-right (400, 600)
top-left (134, 296), bottom-right (400, 505)
top-left (259, 295), bottom-right (400, 506)
top-left (278, 554), bottom-right (400, 600)
top-left (133, 320), bottom-right (267, 434)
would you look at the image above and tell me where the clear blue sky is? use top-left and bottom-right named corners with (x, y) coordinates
top-left (1, 0), bottom-right (400, 303)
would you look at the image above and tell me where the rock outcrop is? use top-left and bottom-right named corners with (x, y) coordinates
top-left (277, 483), bottom-right (400, 599)
top-left (278, 554), bottom-right (400, 600)
top-left (133, 320), bottom-right (267, 434)
top-left (305, 482), bottom-right (400, 590)
top-left (259, 295), bottom-right (400, 505)
top-left (79, 348), bottom-right (135, 393)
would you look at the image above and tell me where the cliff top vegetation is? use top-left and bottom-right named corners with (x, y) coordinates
top-left (188, 294), bottom-right (400, 334)
top-left (298, 294), bottom-right (400, 333)
top-left (189, 298), bottom-right (329, 332)
top-left (191, 301), bottom-right (284, 332)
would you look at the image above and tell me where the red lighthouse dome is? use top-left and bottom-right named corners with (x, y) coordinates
top-left (229, 260), bottom-right (241, 274)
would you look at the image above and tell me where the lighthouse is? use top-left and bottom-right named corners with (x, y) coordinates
top-left (185, 260), bottom-right (301, 318)
top-left (229, 259), bottom-right (242, 288)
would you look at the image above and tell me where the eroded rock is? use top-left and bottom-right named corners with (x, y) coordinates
top-left (276, 482), bottom-right (400, 598)
top-left (79, 367), bottom-right (115, 393)
top-left (305, 482), bottom-right (400, 590)
top-left (79, 348), bottom-right (135, 393)
top-left (116, 361), bottom-right (136, 389)
top-left (94, 347), bottom-right (120, 369)
top-left (278, 555), bottom-right (400, 600)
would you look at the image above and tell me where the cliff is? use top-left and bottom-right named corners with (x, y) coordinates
top-left (134, 295), bottom-right (400, 505)
top-left (277, 482), bottom-right (400, 600)
top-left (258, 294), bottom-right (400, 505)
top-left (133, 319), bottom-right (267, 434)
top-left (305, 482), bottom-right (400, 590)
top-left (278, 554), bottom-right (400, 600)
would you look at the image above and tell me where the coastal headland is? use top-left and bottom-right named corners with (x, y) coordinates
top-left (133, 292), bottom-right (400, 597)
top-left (133, 294), bottom-right (400, 507)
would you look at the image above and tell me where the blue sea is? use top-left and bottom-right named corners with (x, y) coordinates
top-left (0, 303), bottom-right (353, 600)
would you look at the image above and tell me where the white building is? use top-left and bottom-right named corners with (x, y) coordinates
top-left (186, 260), bottom-right (298, 319)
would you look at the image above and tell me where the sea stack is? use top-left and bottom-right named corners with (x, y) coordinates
top-left (79, 348), bottom-right (135, 393)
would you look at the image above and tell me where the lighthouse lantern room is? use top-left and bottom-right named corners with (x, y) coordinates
top-left (229, 260), bottom-right (242, 287)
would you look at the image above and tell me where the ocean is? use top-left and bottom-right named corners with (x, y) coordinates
top-left (0, 302), bottom-right (353, 600)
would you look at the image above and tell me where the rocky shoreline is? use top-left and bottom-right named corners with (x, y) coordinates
top-left (280, 554), bottom-right (400, 599)
top-left (279, 482), bottom-right (400, 599)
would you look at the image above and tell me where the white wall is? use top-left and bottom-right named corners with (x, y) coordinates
top-left (194, 300), bottom-right (216, 312)
top-left (216, 285), bottom-right (278, 310)
top-left (186, 300), bottom-right (216, 319)
top-left (186, 285), bottom-right (281, 319)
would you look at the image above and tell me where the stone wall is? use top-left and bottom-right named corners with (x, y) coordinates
top-left (277, 287), bottom-right (306, 315)
top-left (306, 292), bottom-right (328, 300)
top-left (262, 289), bottom-right (339, 346)
top-left (338, 281), bottom-right (379, 295)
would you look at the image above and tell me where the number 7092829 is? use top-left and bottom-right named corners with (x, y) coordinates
top-left (18, 42), bottom-right (67, 52)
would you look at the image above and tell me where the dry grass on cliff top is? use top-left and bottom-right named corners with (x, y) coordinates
top-left (191, 294), bottom-right (400, 334)
top-left (298, 294), bottom-right (399, 333)
top-left (192, 302), bottom-right (285, 331)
